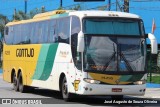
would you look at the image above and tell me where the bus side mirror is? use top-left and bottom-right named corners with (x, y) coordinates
top-left (77, 31), bottom-right (84, 52)
top-left (148, 33), bottom-right (158, 54)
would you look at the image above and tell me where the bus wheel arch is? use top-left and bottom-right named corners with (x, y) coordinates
top-left (59, 73), bottom-right (73, 101)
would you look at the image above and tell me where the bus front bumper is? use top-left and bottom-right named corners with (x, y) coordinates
top-left (76, 83), bottom-right (146, 96)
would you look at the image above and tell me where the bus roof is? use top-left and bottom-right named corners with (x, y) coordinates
top-left (6, 10), bottom-right (73, 26)
top-left (69, 10), bottom-right (140, 19)
top-left (6, 10), bottom-right (140, 26)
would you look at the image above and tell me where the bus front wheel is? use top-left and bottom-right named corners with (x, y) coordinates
top-left (13, 73), bottom-right (19, 91)
top-left (61, 76), bottom-right (72, 101)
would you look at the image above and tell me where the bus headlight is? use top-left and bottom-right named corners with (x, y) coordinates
top-left (83, 78), bottom-right (100, 84)
top-left (133, 80), bottom-right (146, 85)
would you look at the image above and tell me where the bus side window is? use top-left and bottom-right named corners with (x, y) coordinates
top-left (38, 22), bottom-right (43, 43)
top-left (5, 27), bottom-right (9, 35)
top-left (42, 20), bottom-right (49, 43)
top-left (5, 26), bottom-right (14, 44)
top-left (13, 25), bottom-right (22, 44)
top-left (30, 23), bottom-right (34, 44)
top-left (70, 16), bottom-right (81, 69)
top-left (49, 19), bottom-right (57, 43)
top-left (33, 22), bottom-right (39, 44)
top-left (57, 17), bottom-right (70, 44)
top-left (21, 24), bottom-right (30, 44)
top-left (25, 23), bottom-right (31, 44)
top-left (71, 16), bottom-right (80, 35)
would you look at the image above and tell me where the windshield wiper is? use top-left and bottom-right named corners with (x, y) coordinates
top-left (102, 43), bottom-right (116, 71)
top-left (120, 53), bottom-right (133, 71)
top-left (102, 52), bottom-right (116, 71)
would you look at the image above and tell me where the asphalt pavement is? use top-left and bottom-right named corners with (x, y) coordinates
top-left (0, 74), bottom-right (160, 106)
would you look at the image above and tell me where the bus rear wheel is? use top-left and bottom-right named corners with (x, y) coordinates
top-left (18, 72), bottom-right (27, 93)
top-left (13, 72), bottom-right (19, 91)
top-left (61, 76), bottom-right (72, 101)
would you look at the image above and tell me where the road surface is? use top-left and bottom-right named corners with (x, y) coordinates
top-left (0, 74), bottom-right (160, 106)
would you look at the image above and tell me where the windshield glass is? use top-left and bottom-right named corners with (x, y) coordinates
top-left (84, 36), bottom-right (146, 72)
top-left (83, 18), bottom-right (146, 73)
top-left (83, 18), bottom-right (140, 35)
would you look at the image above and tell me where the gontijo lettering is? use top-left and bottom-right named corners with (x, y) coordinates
top-left (16, 48), bottom-right (34, 57)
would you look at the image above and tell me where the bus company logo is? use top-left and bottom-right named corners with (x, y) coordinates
top-left (16, 48), bottom-right (34, 57)
top-left (59, 51), bottom-right (69, 58)
top-left (115, 79), bottom-right (120, 85)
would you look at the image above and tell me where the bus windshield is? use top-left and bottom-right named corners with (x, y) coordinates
top-left (83, 18), bottom-right (146, 73)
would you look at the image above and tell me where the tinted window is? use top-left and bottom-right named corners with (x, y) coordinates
top-left (21, 23), bottom-right (30, 44)
top-left (49, 19), bottom-right (57, 43)
top-left (13, 25), bottom-right (21, 44)
top-left (5, 26), bottom-right (13, 44)
top-left (5, 27), bottom-right (9, 35)
top-left (71, 16), bottom-right (81, 69)
top-left (57, 17), bottom-right (70, 44)
top-left (42, 20), bottom-right (49, 43)
top-left (30, 23), bottom-right (34, 44)
top-left (5, 16), bottom-right (71, 45)
top-left (71, 16), bottom-right (81, 35)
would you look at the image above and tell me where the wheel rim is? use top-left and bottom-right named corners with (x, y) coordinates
top-left (63, 79), bottom-right (68, 96)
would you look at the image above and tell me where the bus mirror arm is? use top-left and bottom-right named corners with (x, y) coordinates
top-left (145, 34), bottom-right (148, 38)
top-left (148, 33), bottom-right (158, 54)
top-left (77, 31), bottom-right (84, 52)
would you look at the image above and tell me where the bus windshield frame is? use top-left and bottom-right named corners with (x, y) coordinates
top-left (82, 17), bottom-right (147, 75)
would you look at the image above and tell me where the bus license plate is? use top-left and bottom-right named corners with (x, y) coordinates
top-left (112, 88), bottom-right (122, 92)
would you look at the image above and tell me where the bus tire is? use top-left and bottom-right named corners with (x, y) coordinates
top-left (18, 72), bottom-right (27, 93)
top-left (13, 72), bottom-right (19, 91)
top-left (61, 76), bottom-right (72, 101)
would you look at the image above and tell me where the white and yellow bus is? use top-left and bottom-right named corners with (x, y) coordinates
top-left (3, 10), bottom-right (157, 101)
